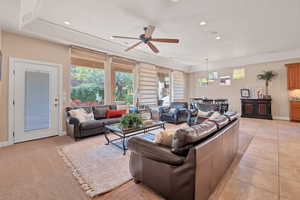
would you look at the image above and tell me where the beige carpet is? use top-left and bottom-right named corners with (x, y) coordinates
top-left (58, 136), bottom-right (132, 198)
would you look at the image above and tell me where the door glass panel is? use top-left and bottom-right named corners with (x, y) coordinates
top-left (24, 71), bottom-right (50, 131)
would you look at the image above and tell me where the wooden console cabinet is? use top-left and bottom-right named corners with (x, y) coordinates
top-left (290, 101), bottom-right (300, 121)
top-left (241, 99), bottom-right (272, 120)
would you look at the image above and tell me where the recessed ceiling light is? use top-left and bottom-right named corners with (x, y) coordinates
top-left (171, 0), bottom-right (179, 2)
top-left (216, 36), bottom-right (221, 40)
top-left (200, 21), bottom-right (207, 26)
top-left (64, 21), bottom-right (71, 25)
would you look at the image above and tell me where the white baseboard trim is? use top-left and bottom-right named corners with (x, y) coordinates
top-left (273, 116), bottom-right (290, 121)
top-left (0, 140), bottom-right (13, 148)
top-left (59, 131), bottom-right (66, 136)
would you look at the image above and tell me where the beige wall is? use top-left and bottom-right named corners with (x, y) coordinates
top-left (1, 30), bottom-right (298, 142)
top-left (0, 31), bottom-right (70, 142)
top-left (0, 26), bottom-right (2, 50)
top-left (188, 58), bottom-right (300, 119)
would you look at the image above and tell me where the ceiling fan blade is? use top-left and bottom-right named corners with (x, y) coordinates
top-left (112, 36), bottom-right (140, 40)
top-left (147, 42), bottom-right (159, 53)
top-left (125, 41), bottom-right (143, 52)
top-left (145, 25), bottom-right (155, 38)
top-left (151, 38), bottom-right (179, 43)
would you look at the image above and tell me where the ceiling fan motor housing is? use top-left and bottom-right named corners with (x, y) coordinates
top-left (140, 34), bottom-right (151, 43)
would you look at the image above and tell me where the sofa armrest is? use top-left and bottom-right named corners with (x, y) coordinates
top-left (68, 117), bottom-right (80, 126)
top-left (128, 137), bottom-right (185, 166)
top-left (159, 106), bottom-right (170, 113)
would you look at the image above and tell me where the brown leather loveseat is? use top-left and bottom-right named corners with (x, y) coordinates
top-left (128, 111), bottom-right (239, 200)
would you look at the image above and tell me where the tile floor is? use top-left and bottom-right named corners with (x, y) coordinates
top-left (0, 118), bottom-right (299, 200)
top-left (210, 118), bottom-right (300, 200)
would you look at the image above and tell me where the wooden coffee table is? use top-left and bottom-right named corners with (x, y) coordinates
top-left (104, 121), bottom-right (165, 155)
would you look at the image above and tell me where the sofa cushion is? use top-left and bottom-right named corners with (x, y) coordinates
top-left (99, 118), bottom-right (121, 125)
top-left (80, 120), bottom-right (104, 130)
top-left (172, 121), bottom-right (217, 155)
top-left (93, 105), bottom-right (110, 120)
top-left (209, 115), bottom-right (229, 129)
top-left (109, 105), bottom-right (117, 110)
top-left (224, 111), bottom-right (238, 121)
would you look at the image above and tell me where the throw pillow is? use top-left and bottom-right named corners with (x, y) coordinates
top-left (106, 109), bottom-right (126, 118)
top-left (93, 106), bottom-right (110, 119)
top-left (116, 104), bottom-right (129, 113)
top-left (209, 112), bottom-right (221, 120)
top-left (69, 108), bottom-right (94, 123)
top-left (140, 112), bottom-right (151, 120)
top-left (197, 110), bottom-right (210, 117)
top-left (154, 129), bottom-right (176, 147)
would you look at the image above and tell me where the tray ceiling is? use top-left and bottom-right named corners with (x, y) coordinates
top-left (1, 0), bottom-right (300, 71)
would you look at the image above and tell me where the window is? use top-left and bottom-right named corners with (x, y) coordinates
top-left (138, 63), bottom-right (158, 106)
top-left (158, 72), bottom-right (170, 106)
top-left (208, 72), bottom-right (218, 81)
top-left (114, 71), bottom-right (134, 104)
top-left (198, 77), bottom-right (208, 87)
top-left (70, 66), bottom-right (104, 106)
top-left (233, 68), bottom-right (245, 79)
top-left (220, 76), bottom-right (231, 86)
top-left (172, 71), bottom-right (185, 101)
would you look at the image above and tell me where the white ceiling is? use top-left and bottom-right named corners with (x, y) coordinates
top-left (1, 0), bottom-right (300, 71)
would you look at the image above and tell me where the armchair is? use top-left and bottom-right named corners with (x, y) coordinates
top-left (159, 102), bottom-right (188, 124)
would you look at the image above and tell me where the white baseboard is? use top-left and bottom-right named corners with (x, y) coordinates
top-left (59, 131), bottom-right (66, 136)
top-left (273, 116), bottom-right (290, 121)
top-left (0, 140), bottom-right (13, 148)
top-left (0, 131), bottom-right (66, 148)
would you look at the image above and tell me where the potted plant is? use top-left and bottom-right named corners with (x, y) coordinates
top-left (257, 71), bottom-right (277, 99)
top-left (120, 113), bottom-right (143, 129)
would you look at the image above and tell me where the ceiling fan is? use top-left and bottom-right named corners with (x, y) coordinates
top-left (112, 25), bottom-right (179, 53)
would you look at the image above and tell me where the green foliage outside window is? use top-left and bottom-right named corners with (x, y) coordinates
top-left (71, 66), bottom-right (104, 104)
top-left (115, 72), bottom-right (134, 104)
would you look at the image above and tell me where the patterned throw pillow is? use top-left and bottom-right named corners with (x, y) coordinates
top-left (69, 108), bottom-right (94, 123)
top-left (116, 104), bottom-right (129, 113)
top-left (208, 112), bottom-right (221, 120)
top-left (155, 129), bottom-right (176, 147)
top-left (197, 110), bottom-right (210, 117)
top-left (154, 123), bottom-right (189, 147)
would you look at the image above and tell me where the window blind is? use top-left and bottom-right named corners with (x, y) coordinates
top-left (138, 63), bottom-right (158, 106)
top-left (111, 56), bottom-right (136, 73)
top-left (172, 71), bottom-right (186, 101)
top-left (70, 46), bottom-right (106, 68)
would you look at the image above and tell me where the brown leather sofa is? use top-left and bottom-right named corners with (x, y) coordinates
top-left (65, 105), bottom-right (121, 140)
top-left (128, 111), bottom-right (239, 200)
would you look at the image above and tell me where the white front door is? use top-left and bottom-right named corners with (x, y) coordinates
top-left (13, 60), bottom-right (60, 143)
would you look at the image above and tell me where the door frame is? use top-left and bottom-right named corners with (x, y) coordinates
top-left (8, 57), bottom-right (64, 144)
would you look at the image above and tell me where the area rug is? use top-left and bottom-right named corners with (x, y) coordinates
top-left (57, 136), bottom-right (132, 198)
